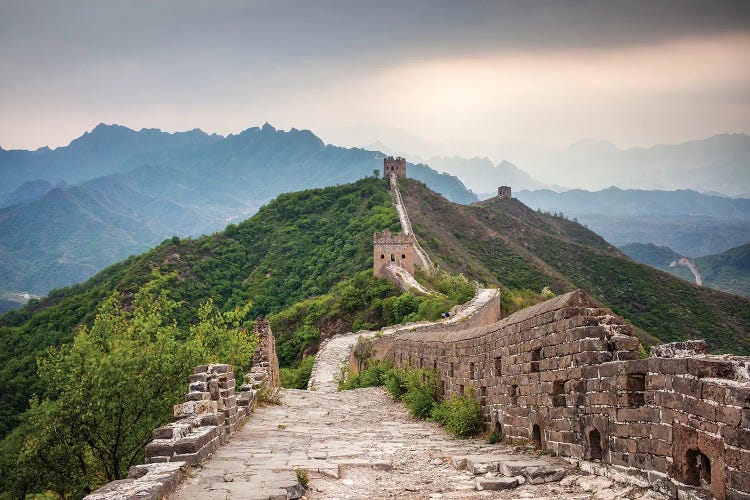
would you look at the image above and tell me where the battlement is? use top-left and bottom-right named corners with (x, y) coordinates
top-left (497, 186), bottom-right (512, 199)
top-left (373, 229), bottom-right (415, 278)
top-left (384, 156), bottom-right (407, 178)
top-left (377, 290), bottom-right (750, 500)
top-left (373, 229), bottom-right (415, 245)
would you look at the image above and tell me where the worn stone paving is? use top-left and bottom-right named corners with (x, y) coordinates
top-left (170, 387), bottom-right (661, 500)
top-left (307, 331), bottom-right (376, 392)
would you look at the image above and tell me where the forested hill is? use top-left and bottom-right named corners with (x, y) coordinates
top-left (0, 123), bottom-right (476, 295)
top-left (398, 178), bottom-right (750, 355)
top-left (3, 175), bottom-right (749, 445)
top-left (0, 178), bottom-right (401, 438)
top-left (622, 242), bottom-right (750, 298)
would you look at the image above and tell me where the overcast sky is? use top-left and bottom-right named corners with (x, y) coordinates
top-left (1, 0), bottom-right (749, 153)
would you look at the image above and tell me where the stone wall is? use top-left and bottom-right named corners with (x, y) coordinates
top-left (377, 290), bottom-right (750, 500)
top-left (247, 315), bottom-right (280, 391)
top-left (84, 317), bottom-right (281, 500)
top-left (384, 155), bottom-right (407, 178)
top-left (373, 229), bottom-right (416, 277)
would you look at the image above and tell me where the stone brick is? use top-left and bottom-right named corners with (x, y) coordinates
top-left (686, 359), bottom-right (735, 379)
top-left (173, 427), bottom-right (218, 455)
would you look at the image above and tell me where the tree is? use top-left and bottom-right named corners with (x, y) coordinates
top-left (373, 169), bottom-right (380, 179)
top-left (15, 274), bottom-right (256, 497)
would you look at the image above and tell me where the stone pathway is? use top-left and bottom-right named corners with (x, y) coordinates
top-left (307, 331), bottom-right (376, 392)
top-left (170, 388), bottom-right (661, 500)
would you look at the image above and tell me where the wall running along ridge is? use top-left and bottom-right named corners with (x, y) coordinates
top-left (374, 290), bottom-right (750, 500)
top-left (389, 173), bottom-right (434, 271)
top-left (84, 317), bottom-right (281, 500)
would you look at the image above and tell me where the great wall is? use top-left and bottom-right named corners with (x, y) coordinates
top-left (86, 158), bottom-right (750, 500)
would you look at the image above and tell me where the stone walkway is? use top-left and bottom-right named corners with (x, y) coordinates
top-left (307, 331), bottom-right (377, 392)
top-left (170, 387), bottom-right (661, 500)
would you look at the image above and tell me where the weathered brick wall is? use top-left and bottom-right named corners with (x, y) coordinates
top-left (378, 290), bottom-right (750, 500)
top-left (85, 317), bottom-right (281, 500)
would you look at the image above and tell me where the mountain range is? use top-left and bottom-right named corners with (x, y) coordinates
top-left (336, 127), bottom-right (750, 196)
top-left (0, 123), bottom-right (475, 295)
top-left (621, 242), bottom-right (750, 298)
top-left (2, 176), bottom-right (748, 442)
top-left (514, 187), bottom-right (750, 257)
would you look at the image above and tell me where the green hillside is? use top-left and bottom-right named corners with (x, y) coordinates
top-left (2, 175), bottom-right (749, 460)
top-left (693, 244), bottom-right (750, 297)
top-left (0, 177), bottom-right (400, 438)
top-left (399, 178), bottom-right (750, 355)
top-left (621, 242), bottom-right (750, 297)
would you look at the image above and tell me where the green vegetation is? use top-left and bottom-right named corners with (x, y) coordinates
top-left (296, 469), bottom-right (310, 490)
top-left (341, 361), bottom-right (483, 438)
top-left (622, 242), bottom-right (750, 298)
top-left (270, 268), bottom-right (475, 371)
top-left (399, 178), bottom-right (750, 354)
top-left (486, 428), bottom-right (502, 444)
top-left (432, 389), bottom-right (484, 438)
top-left (0, 274), bottom-right (256, 498)
top-left (0, 178), bottom-right (400, 439)
top-left (280, 355), bottom-right (316, 389)
top-left (269, 271), bottom-right (401, 367)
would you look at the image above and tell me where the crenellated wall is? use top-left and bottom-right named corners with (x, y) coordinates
top-left (84, 317), bottom-right (280, 500)
top-left (377, 290), bottom-right (750, 500)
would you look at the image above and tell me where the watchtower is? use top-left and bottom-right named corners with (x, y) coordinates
top-left (384, 156), bottom-right (407, 178)
top-left (497, 186), bottom-right (512, 199)
top-left (373, 229), bottom-right (415, 277)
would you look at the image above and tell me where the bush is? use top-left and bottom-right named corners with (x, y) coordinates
top-left (432, 389), bottom-right (484, 438)
top-left (401, 369), bottom-right (440, 419)
top-left (486, 429), bottom-right (502, 444)
top-left (280, 355), bottom-right (316, 389)
top-left (384, 368), bottom-right (409, 400)
top-left (339, 359), bottom-right (393, 390)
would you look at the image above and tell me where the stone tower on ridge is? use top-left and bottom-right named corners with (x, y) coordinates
top-left (373, 230), bottom-right (415, 277)
top-left (384, 156), bottom-right (407, 178)
top-left (497, 186), bottom-right (512, 199)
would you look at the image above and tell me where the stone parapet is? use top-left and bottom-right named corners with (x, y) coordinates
top-left (84, 316), bottom-right (281, 500)
top-left (376, 290), bottom-right (750, 500)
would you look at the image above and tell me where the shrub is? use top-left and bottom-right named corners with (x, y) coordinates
top-left (432, 389), bottom-right (484, 438)
top-left (401, 369), bottom-right (440, 419)
top-left (280, 355), bottom-right (316, 389)
top-left (340, 359), bottom-right (392, 390)
top-left (486, 429), bottom-right (502, 444)
top-left (384, 368), bottom-right (409, 400)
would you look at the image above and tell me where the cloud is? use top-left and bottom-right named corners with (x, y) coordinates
top-left (0, 1), bottom-right (748, 150)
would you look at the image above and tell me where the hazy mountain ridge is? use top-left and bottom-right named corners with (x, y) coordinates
top-left (621, 242), bottom-right (750, 298)
top-left (424, 156), bottom-right (556, 193)
top-left (515, 187), bottom-right (750, 257)
top-left (502, 133), bottom-right (750, 196)
top-left (0, 124), bottom-right (475, 295)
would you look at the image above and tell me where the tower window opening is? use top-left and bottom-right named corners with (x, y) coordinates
top-left (390, 254), bottom-right (395, 262)
top-left (685, 449), bottom-right (711, 487)
top-left (532, 424), bottom-right (542, 447)
top-left (588, 429), bottom-right (603, 460)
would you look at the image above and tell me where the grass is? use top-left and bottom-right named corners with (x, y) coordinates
top-left (399, 178), bottom-right (750, 354)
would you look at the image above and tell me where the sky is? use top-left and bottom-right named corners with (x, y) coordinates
top-left (1, 0), bottom-right (749, 154)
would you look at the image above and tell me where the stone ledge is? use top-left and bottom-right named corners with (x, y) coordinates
top-left (84, 462), bottom-right (187, 500)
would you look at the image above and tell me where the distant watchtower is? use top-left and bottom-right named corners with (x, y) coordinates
top-left (497, 186), bottom-right (512, 199)
top-left (373, 229), bottom-right (415, 277)
top-left (384, 156), bottom-right (407, 178)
